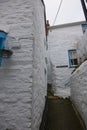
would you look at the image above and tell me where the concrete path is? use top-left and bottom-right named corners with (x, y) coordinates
top-left (44, 97), bottom-right (85, 130)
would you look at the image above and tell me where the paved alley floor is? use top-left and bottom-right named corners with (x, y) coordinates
top-left (44, 96), bottom-right (85, 130)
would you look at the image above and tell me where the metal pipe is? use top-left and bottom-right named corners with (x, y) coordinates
top-left (80, 0), bottom-right (87, 21)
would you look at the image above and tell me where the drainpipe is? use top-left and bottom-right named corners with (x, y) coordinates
top-left (80, 0), bottom-right (87, 21)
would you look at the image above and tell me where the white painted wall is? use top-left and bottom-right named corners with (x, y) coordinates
top-left (0, 0), bottom-right (47, 130)
top-left (68, 61), bottom-right (87, 129)
top-left (48, 23), bottom-right (83, 97)
top-left (67, 30), bottom-right (87, 128)
top-left (77, 30), bottom-right (87, 64)
top-left (32, 0), bottom-right (47, 130)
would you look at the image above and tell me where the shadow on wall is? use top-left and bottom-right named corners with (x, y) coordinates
top-left (77, 30), bottom-right (87, 66)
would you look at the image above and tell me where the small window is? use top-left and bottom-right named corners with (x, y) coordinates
top-left (68, 49), bottom-right (78, 68)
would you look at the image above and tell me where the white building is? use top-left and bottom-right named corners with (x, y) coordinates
top-left (0, 0), bottom-right (47, 130)
top-left (69, 30), bottom-right (87, 129)
top-left (48, 21), bottom-right (84, 98)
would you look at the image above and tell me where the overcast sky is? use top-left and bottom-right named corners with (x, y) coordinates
top-left (44, 0), bottom-right (85, 25)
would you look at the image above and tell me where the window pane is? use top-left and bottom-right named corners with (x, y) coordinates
top-left (70, 59), bottom-right (74, 65)
top-left (68, 49), bottom-right (78, 68)
top-left (74, 59), bottom-right (78, 65)
top-left (70, 51), bottom-right (77, 59)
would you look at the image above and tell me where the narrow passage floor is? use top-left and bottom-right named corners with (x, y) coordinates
top-left (44, 97), bottom-right (85, 130)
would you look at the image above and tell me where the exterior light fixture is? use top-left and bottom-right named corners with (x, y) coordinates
top-left (0, 30), bottom-right (13, 64)
top-left (0, 49), bottom-right (13, 58)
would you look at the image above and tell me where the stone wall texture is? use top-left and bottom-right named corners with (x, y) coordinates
top-left (31, 0), bottom-right (47, 130)
top-left (0, 0), bottom-right (47, 130)
top-left (77, 30), bottom-right (87, 64)
top-left (68, 31), bottom-right (87, 129)
top-left (69, 61), bottom-right (87, 129)
top-left (48, 23), bottom-right (83, 97)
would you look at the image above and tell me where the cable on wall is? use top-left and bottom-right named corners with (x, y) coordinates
top-left (52, 0), bottom-right (63, 25)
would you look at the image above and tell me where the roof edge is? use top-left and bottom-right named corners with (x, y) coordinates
top-left (50, 21), bottom-right (86, 29)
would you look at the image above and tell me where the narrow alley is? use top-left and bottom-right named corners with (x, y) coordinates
top-left (41, 87), bottom-right (85, 130)
top-left (0, 1), bottom-right (87, 130)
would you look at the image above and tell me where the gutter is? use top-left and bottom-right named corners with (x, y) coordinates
top-left (50, 21), bottom-right (85, 30)
top-left (41, 0), bottom-right (48, 40)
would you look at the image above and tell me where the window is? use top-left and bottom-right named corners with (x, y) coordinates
top-left (68, 49), bottom-right (78, 68)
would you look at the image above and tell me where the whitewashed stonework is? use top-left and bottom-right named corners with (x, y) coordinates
top-left (48, 22), bottom-right (83, 97)
top-left (77, 30), bottom-right (87, 64)
top-left (68, 30), bottom-right (87, 128)
top-left (68, 61), bottom-right (87, 129)
top-left (0, 0), bottom-right (47, 130)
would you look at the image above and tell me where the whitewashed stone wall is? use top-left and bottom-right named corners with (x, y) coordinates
top-left (77, 30), bottom-right (87, 64)
top-left (67, 30), bottom-right (87, 128)
top-left (68, 61), bottom-right (87, 129)
top-left (0, 0), bottom-right (47, 130)
top-left (48, 23), bottom-right (83, 97)
top-left (32, 0), bottom-right (47, 130)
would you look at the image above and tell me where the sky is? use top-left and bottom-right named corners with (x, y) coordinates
top-left (44, 0), bottom-right (85, 25)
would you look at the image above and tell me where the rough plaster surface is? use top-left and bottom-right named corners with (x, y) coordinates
top-left (0, 0), bottom-right (47, 130)
top-left (68, 61), bottom-right (87, 129)
top-left (31, 0), bottom-right (47, 130)
top-left (48, 24), bottom-right (83, 97)
top-left (51, 65), bottom-right (72, 98)
top-left (77, 30), bottom-right (87, 64)
top-left (67, 31), bottom-right (87, 128)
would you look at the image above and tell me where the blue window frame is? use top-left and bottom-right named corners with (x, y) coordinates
top-left (0, 31), bottom-right (7, 65)
top-left (68, 49), bottom-right (78, 68)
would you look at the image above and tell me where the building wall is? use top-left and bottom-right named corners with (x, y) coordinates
top-left (0, 0), bottom-right (47, 130)
top-left (31, 0), bottom-right (47, 130)
top-left (48, 23), bottom-right (83, 97)
top-left (77, 30), bottom-right (87, 64)
top-left (68, 31), bottom-right (87, 128)
top-left (68, 61), bottom-right (87, 129)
